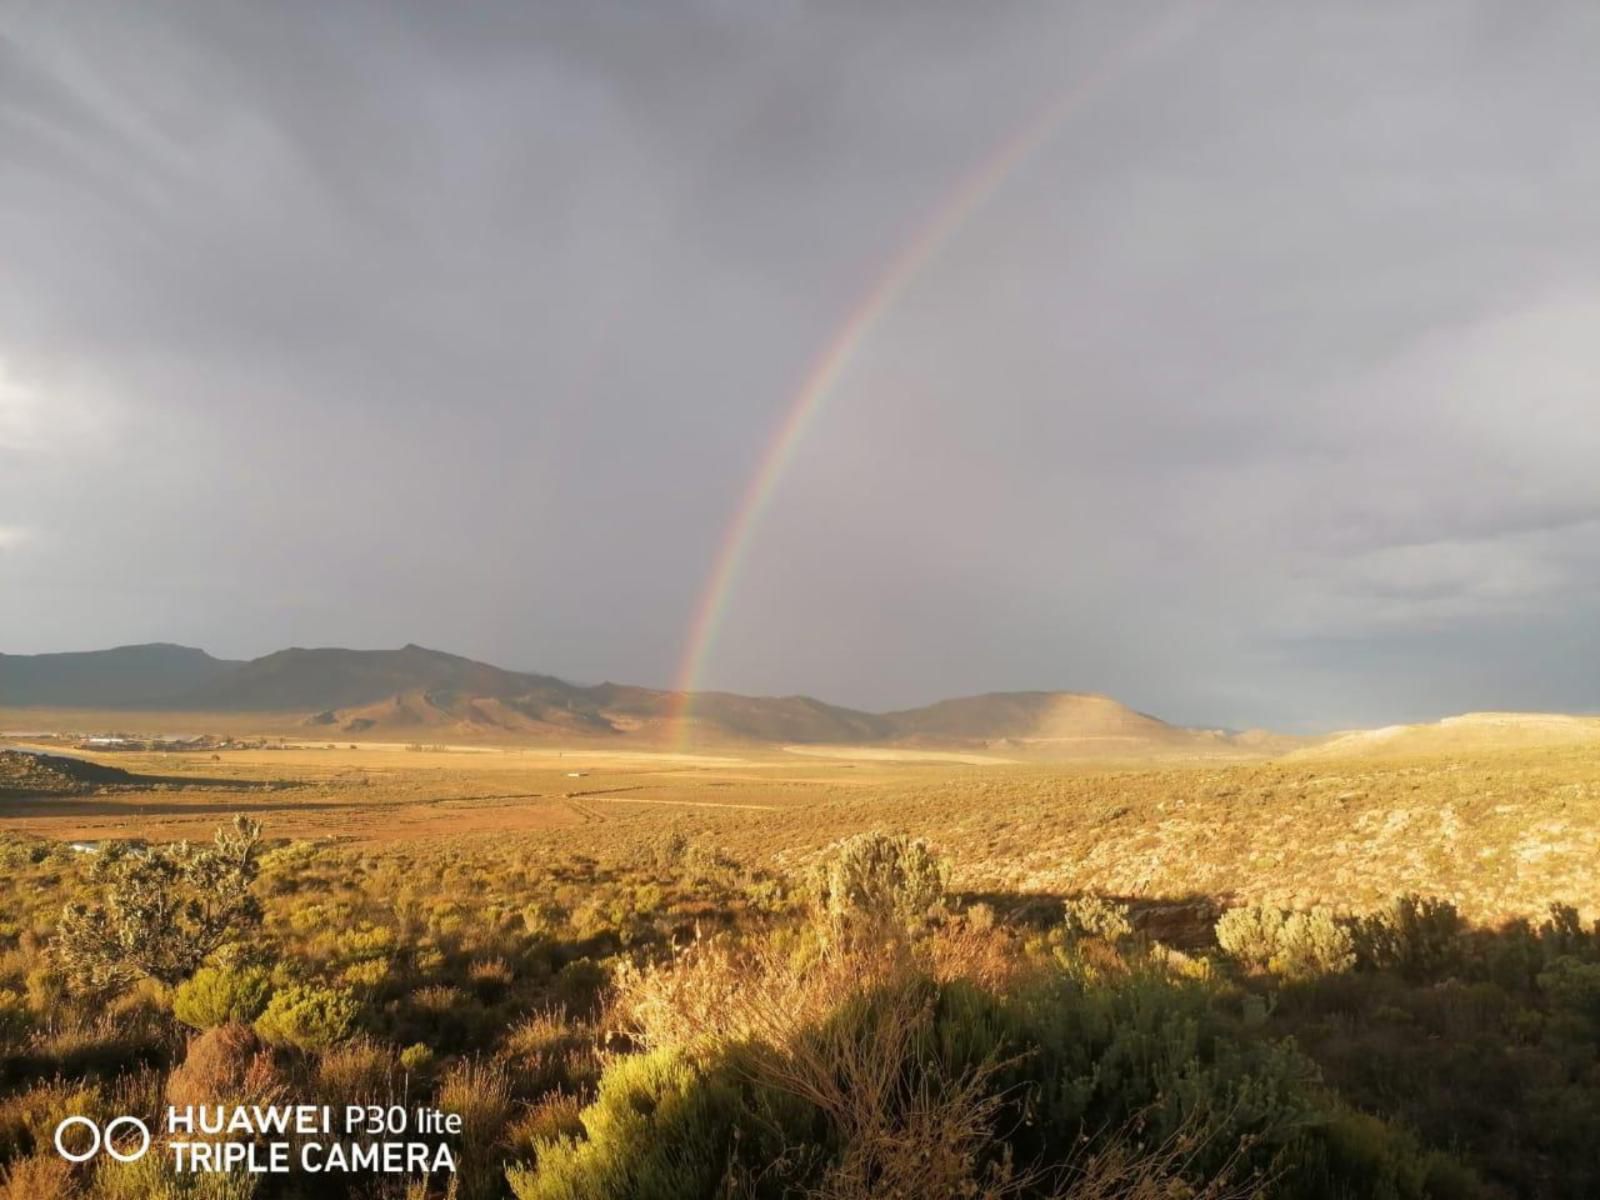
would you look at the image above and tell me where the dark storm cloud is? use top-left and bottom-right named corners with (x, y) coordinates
top-left (3, 1), bottom-right (1599, 729)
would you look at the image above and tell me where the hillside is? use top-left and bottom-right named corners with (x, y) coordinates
top-left (887, 691), bottom-right (1177, 743)
top-left (1288, 711), bottom-right (1600, 761)
top-left (599, 688), bottom-right (891, 744)
top-left (0, 644), bottom-right (239, 707)
top-left (322, 686), bottom-right (620, 739)
top-left (0, 748), bottom-right (137, 795)
top-left (174, 644), bottom-right (574, 711)
top-left (1, 642), bottom-right (1289, 755)
top-left (882, 691), bottom-right (1279, 756)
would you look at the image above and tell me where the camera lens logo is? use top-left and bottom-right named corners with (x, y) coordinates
top-left (54, 1116), bottom-right (151, 1163)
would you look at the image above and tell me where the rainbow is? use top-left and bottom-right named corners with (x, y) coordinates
top-left (671, 7), bottom-right (1206, 743)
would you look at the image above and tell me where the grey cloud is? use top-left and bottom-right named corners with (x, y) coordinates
top-left (3, 1), bottom-right (1599, 729)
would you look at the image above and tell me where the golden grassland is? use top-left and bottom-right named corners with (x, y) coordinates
top-left (3, 730), bottom-right (1599, 1199)
top-left (5, 737), bottom-right (1596, 925)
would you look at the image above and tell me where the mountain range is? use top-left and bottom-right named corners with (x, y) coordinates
top-left (0, 642), bottom-right (1288, 756)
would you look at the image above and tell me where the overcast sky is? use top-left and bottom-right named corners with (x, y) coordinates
top-left (3, 1), bottom-right (1599, 730)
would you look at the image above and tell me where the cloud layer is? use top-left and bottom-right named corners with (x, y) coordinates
top-left (3, 2), bottom-right (1599, 729)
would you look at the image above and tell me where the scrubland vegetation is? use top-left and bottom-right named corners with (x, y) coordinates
top-left (1, 748), bottom-right (1598, 1198)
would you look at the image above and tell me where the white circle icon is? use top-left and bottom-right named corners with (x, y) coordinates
top-left (54, 1116), bottom-right (100, 1163)
top-left (54, 1116), bottom-right (151, 1163)
top-left (104, 1116), bottom-right (152, 1162)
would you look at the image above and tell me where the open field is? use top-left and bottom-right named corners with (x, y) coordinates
top-left (5, 737), bottom-right (1596, 924)
top-left (4, 732), bottom-right (1600, 1199)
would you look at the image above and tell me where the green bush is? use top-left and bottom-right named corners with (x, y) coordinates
top-left (809, 831), bottom-right (948, 934)
top-left (1537, 956), bottom-right (1600, 1022)
top-left (253, 983), bottom-right (357, 1051)
top-left (57, 816), bottom-right (265, 989)
top-left (399, 1042), bottom-right (435, 1074)
top-left (1217, 906), bottom-right (1356, 981)
top-left (1538, 903), bottom-right (1595, 959)
top-left (505, 1048), bottom-right (755, 1200)
top-left (1271, 909), bottom-right (1356, 980)
top-left (172, 965), bottom-right (273, 1030)
top-left (1061, 894), bottom-right (1134, 944)
top-left (1215, 904), bottom-right (1286, 971)
top-left (1355, 895), bottom-right (1464, 979)
top-left (507, 954), bottom-right (1460, 1200)
top-left (0, 989), bottom-right (32, 1048)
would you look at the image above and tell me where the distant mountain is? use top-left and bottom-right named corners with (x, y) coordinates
top-left (322, 683), bottom-right (621, 739)
top-left (881, 691), bottom-right (1271, 756)
top-left (173, 643), bottom-right (572, 712)
top-left (0, 644), bottom-right (240, 708)
top-left (886, 691), bottom-right (1177, 743)
top-left (600, 688), bottom-right (892, 745)
top-left (0, 642), bottom-right (1289, 756)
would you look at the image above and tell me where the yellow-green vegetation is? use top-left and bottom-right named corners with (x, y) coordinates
top-left (0, 743), bottom-right (1597, 1198)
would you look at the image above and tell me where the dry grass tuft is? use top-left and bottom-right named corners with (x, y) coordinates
top-left (614, 925), bottom-right (1040, 1200)
top-left (165, 1022), bottom-right (285, 1113)
top-left (436, 1059), bottom-right (514, 1200)
top-left (0, 1153), bottom-right (75, 1200)
top-left (316, 1034), bottom-right (398, 1105)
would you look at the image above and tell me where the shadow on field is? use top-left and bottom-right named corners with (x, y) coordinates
top-left (957, 887), bottom-right (1223, 949)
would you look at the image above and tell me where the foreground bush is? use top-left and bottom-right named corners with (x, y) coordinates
top-left (172, 965), bottom-right (272, 1030)
top-left (808, 832), bottom-right (948, 935)
top-left (57, 816), bottom-right (264, 989)
top-left (1355, 894), bottom-right (1464, 978)
top-left (1060, 894), bottom-right (1134, 945)
top-left (510, 919), bottom-right (1470, 1199)
top-left (1216, 905), bottom-right (1355, 980)
top-left (252, 984), bottom-right (357, 1051)
top-left (166, 1023), bottom-right (284, 1113)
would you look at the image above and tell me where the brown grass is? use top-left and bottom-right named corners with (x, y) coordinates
top-left (4, 735), bottom-right (1598, 921)
top-left (165, 1023), bottom-right (285, 1113)
top-left (0, 1153), bottom-right (76, 1200)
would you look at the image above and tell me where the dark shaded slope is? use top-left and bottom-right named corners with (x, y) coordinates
top-left (172, 644), bottom-right (576, 711)
top-left (0, 644), bottom-right (240, 707)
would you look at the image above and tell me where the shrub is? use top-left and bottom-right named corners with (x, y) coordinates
top-left (24, 966), bottom-right (65, 1014)
top-left (0, 1078), bottom-right (106, 1161)
top-left (1538, 903), bottom-right (1593, 959)
top-left (316, 1036), bottom-right (396, 1104)
top-left (504, 1048), bottom-right (747, 1200)
top-left (553, 958), bottom-right (607, 1015)
top-left (172, 965), bottom-right (273, 1029)
top-left (469, 955), bottom-right (514, 1002)
top-left (410, 983), bottom-right (466, 1013)
top-left (400, 1042), bottom-right (435, 1074)
top-left (809, 832), bottom-right (948, 935)
top-left (1061, 894), bottom-right (1134, 945)
top-left (500, 1009), bottom-right (595, 1095)
top-left (58, 816), bottom-right (264, 988)
top-left (507, 1092), bottom-right (585, 1159)
top-left (438, 1059), bottom-right (515, 1200)
top-left (1216, 905), bottom-right (1355, 981)
top-left (1355, 895), bottom-right (1464, 979)
top-left (0, 1154), bottom-right (74, 1200)
top-left (166, 1023), bottom-right (284, 1113)
top-left (0, 989), bottom-right (32, 1049)
top-left (1215, 904), bottom-right (1285, 972)
top-left (517, 933), bottom-right (1455, 1200)
top-left (253, 984), bottom-right (357, 1051)
top-left (1537, 956), bottom-right (1600, 1021)
top-left (1270, 908), bottom-right (1356, 981)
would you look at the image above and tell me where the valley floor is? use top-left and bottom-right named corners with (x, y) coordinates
top-left (4, 737), bottom-right (1597, 924)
